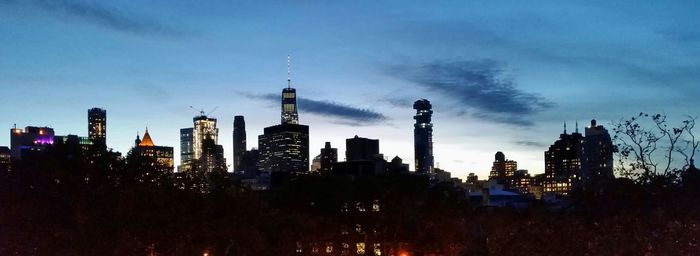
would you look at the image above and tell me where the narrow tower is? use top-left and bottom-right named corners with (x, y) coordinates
top-left (233, 115), bottom-right (247, 173)
top-left (281, 55), bottom-right (299, 124)
top-left (413, 99), bottom-right (434, 174)
top-left (88, 108), bottom-right (107, 147)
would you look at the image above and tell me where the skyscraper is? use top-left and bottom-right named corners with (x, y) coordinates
top-left (257, 63), bottom-right (309, 174)
top-left (543, 124), bottom-right (583, 195)
top-left (179, 114), bottom-right (225, 173)
top-left (580, 119), bottom-right (614, 190)
top-left (179, 128), bottom-right (194, 172)
top-left (281, 55), bottom-right (299, 125)
top-left (489, 151), bottom-right (517, 186)
top-left (88, 108), bottom-right (106, 147)
top-left (233, 115), bottom-right (247, 173)
top-left (193, 115), bottom-right (218, 160)
top-left (413, 99), bottom-right (434, 174)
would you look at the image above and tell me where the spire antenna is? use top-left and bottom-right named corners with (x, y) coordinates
top-left (575, 121), bottom-right (579, 133)
top-left (564, 122), bottom-right (567, 134)
top-left (287, 54), bottom-right (291, 88)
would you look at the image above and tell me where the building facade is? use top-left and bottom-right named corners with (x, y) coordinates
top-left (87, 108), bottom-right (107, 147)
top-left (319, 142), bottom-right (338, 173)
top-left (132, 129), bottom-right (174, 183)
top-left (346, 136), bottom-right (380, 162)
top-left (10, 126), bottom-right (55, 160)
top-left (543, 125), bottom-right (583, 195)
top-left (413, 99), bottom-right (434, 174)
top-left (179, 128), bottom-right (194, 172)
top-left (258, 123), bottom-right (309, 173)
top-left (233, 115), bottom-right (247, 173)
top-left (579, 119), bottom-right (614, 191)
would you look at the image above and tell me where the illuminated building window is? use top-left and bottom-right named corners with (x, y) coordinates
top-left (373, 243), bottom-right (382, 256)
top-left (356, 243), bottom-right (366, 255)
top-left (372, 200), bottom-right (380, 212)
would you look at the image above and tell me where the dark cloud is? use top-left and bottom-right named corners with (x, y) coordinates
top-left (2, 0), bottom-right (185, 37)
top-left (386, 59), bottom-right (553, 126)
top-left (252, 93), bottom-right (387, 125)
top-left (514, 140), bottom-right (548, 148)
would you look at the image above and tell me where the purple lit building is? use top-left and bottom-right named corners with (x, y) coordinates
top-left (10, 126), bottom-right (55, 159)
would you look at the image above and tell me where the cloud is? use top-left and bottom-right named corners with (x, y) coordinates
top-left (2, 0), bottom-right (185, 37)
top-left (514, 140), bottom-right (548, 148)
top-left (386, 59), bottom-right (554, 126)
top-left (251, 93), bottom-right (388, 125)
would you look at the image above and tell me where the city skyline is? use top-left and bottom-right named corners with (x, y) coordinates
top-left (1, 1), bottom-right (699, 179)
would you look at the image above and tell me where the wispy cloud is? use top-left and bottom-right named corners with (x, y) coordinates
top-left (386, 59), bottom-right (554, 126)
top-left (251, 93), bottom-right (387, 125)
top-left (1, 0), bottom-right (186, 37)
top-left (514, 140), bottom-right (548, 148)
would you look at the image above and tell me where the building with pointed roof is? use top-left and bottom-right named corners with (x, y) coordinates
top-left (131, 128), bottom-right (174, 183)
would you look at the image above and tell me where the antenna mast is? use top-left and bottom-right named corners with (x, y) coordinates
top-left (287, 54), bottom-right (291, 88)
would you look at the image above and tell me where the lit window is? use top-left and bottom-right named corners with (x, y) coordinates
top-left (356, 243), bottom-right (366, 255)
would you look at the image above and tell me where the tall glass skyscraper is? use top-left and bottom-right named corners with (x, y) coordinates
top-left (413, 99), bottom-right (434, 174)
top-left (233, 115), bottom-right (247, 173)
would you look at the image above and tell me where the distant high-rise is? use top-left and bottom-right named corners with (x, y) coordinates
top-left (489, 151), bottom-right (517, 186)
top-left (413, 99), bottom-right (434, 174)
top-left (346, 135), bottom-right (380, 162)
top-left (281, 55), bottom-right (299, 125)
top-left (319, 142), bottom-right (338, 173)
top-left (543, 123), bottom-right (583, 195)
top-left (233, 116), bottom-right (247, 173)
top-left (580, 119), bottom-right (614, 190)
top-left (257, 60), bottom-right (309, 174)
top-left (88, 108), bottom-right (107, 147)
top-left (179, 113), bottom-right (224, 173)
top-left (179, 128), bottom-right (194, 172)
top-left (193, 115), bottom-right (218, 160)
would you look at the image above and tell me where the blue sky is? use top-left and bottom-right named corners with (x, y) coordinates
top-left (1, 0), bottom-right (698, 179)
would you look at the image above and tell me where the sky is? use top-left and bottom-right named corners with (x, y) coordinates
top-left (1, 0), bottom-right (698, 180)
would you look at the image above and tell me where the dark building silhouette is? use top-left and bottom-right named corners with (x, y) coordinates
top-left (233, 115), bottom-right (247, 173)
top-left (198, 136), bottom-right (227, 174)
top-left (388, 156), bottom-right (410, 174)
top-left (240, 149), bottom-right (260, 178)
top-left (579, 119), bottom-right (614, 191)
top-left (319, 142), bottom-right (338, 173)
top-left (413, 99), bottom-right (434, 174)
top-left (10, 126), bottom-right (55, 160)
top-left (132, 128), bottom-right (174, 183)
top-left (332, 136), bottom-right (387, 176)
top-left (544, 124), bottom-right (583, 195)
top-left (346, 135), bottom-right (380, 162)
top-left (55, 135), bottom-right (93, 153)
top-left (88, 108), bottom-right (107, 148)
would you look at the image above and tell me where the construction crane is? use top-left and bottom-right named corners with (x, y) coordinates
top-left (189, 106), bottom-right (219, 117)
